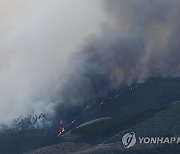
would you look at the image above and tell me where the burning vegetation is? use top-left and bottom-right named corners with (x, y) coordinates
top-left (58, 120), bottom-right (65, 136)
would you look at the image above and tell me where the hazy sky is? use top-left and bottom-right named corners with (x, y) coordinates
top-left (1, 0), bottom-right (179, 124)
top-left (0, 0), bottom-right (105, 123)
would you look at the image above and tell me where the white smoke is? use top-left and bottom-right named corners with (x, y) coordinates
top-left (1, 0), bottom-right (179, 125)
top-left (0, 0), bottom-right (104, 123)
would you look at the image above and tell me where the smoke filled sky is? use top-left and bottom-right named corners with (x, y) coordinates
top-left (0, 0), bottom-right (180, 123)
top-left (0, 0), bottom-right (105, 123)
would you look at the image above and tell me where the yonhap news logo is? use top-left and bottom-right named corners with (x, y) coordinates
top-left (122, 132), bottom-right (180, 149)
top-left (122, 132), bottom-right (136, 148)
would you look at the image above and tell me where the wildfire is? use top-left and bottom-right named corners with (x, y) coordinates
top-left (58, 127), bottom-right (65, 136)
top-left (57, 85), bottom-right (138, 136)
top-left (58, 120), bottom-right (65, 136)
top-left (56, 86), bottom-right (139, 137)
top-left (58, 119), bottom-right (77, 136)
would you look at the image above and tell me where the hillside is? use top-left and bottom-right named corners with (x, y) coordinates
top-left (25, 78), bottom-right (180, 154)
top-left (28, 101), bottom-right (180, 154)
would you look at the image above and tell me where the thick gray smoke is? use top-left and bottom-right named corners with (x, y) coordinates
top-left (0, 0), bottom-right (104, 123)
top-left (0, 0), bottom-right (180, 124)
top-left (55, 0), bottom-right (180, 117)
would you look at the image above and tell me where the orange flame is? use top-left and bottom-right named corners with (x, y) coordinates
top-left (58, 127), bottom-right (65, 136)
top-left (58, 120), bottom-right (65, 136)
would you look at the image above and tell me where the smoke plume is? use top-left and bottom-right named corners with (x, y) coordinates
top-left (55, 0), bottom-right (180, 117)
top-left (0, 0), bottom-right (180, 123)
top-left (0, 0), bottom-right (103, 123)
